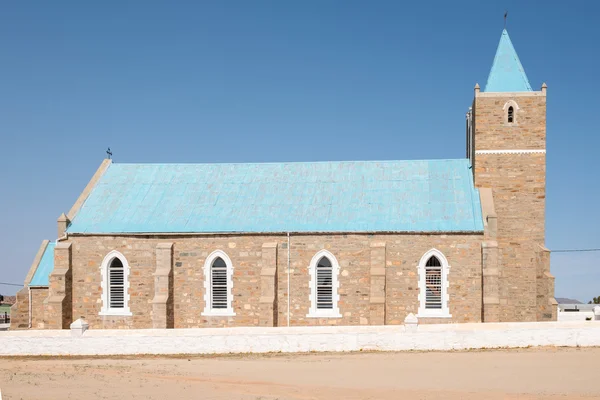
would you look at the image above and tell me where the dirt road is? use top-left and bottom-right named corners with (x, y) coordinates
top-left (1, 347), bottom-right (598, 399)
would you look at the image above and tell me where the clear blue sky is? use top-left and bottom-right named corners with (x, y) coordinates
top-left (1, 1), bottom-right (598, 302)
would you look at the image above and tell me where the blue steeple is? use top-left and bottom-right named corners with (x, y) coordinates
top-left (484, 29), bottom-right (532, 92)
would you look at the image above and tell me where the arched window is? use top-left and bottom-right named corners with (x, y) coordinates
top-left (417, 249), bottom-right (451, 318)
top-left (307, 250), bottom-right (341, 318)
top-left (202, 250), bottom-right (235, 316)
top-left (316, 257), bottom-right (333, 310)
top-left (210, 257), bottom-right (228, 309)
top-left (108, 258), bottom-right (125, 309)
top-left (503, 100), bottom-right (519, 124)
top-left (425, 256), bottom-right (442, 309)
top-left (99, 251), bottom-right (132, 316)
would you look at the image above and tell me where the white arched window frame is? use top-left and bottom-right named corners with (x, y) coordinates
top-left (201, 250), bottom-right (235, 317)
top-left (417, 249), bottom-right (451, 318)
top-left (306, 249), bottom-right (342, 318)
top-left (99, 250), bottom-right (132, 316)
top-left (503, 100), bottom-right (520, 124)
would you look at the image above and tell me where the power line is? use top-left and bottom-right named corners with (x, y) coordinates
top-left (553, 248), bottom-right (600, 253)
top-left (0, 282), bottom-right (22, 287)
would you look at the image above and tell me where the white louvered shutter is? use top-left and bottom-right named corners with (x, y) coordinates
top-left (316, 257), bottom-right (333, 309)
top-left (211, 257), bottom-right (228, 309)
top-left (425, 256), bottom-right (442, 309)
top-left (108, 258), bottom-right (125, 309)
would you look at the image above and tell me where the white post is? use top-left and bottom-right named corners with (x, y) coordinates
top-left (404, 313), bottom-right (419, 333)
top-left (70, 317), bottom-right (90, 337)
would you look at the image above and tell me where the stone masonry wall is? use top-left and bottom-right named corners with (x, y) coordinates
top-left (31, 288), bottom-right (49, 329)
top-left (385, 235), bottom-right (483, 325)
top-left (70, 237), bottom-right (156, 329)
top-left (473, 94), bottom-right (546, 150)
top-left (473, 92), bottom-right (550, 322)
top-left (535, 245), bottom-right (556, 321)
top-left (10, 288), bottom-right (29, 330)
top-left (60, 233), bottom-right (483, 329)
top-left (277, 234), bottom-right (483, 326)
top-left (475, 153), bottom-right (545, 321)
top-left (44, 243), bottom-right (72, 329)
top-left (10, 288), bottom-right (49, 330)
top-left (475, 153), bottom-right (546, 240)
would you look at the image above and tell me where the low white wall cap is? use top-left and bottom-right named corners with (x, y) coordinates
top-left (70, 317), bottom-right (90, 337)
top-left (404, 313), bottom-right (418, 325)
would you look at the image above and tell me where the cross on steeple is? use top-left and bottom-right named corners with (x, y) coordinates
top-left (106, 147), bottom-right (112, 160)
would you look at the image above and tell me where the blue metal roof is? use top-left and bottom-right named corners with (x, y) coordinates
top-left (66, 159), bottom-right (484, 234)
top-left (30, 242), bottom-right (55, 286)
top-left (485, 29), bottom-right (532, 92)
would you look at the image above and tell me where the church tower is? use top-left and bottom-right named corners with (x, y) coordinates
top-left (468, 29), bottom-right (555, 322)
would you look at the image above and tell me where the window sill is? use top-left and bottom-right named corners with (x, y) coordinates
top-left (201, 310), bottom-right (236, 317)
top-left (99, 310), bottom-right (132, 317)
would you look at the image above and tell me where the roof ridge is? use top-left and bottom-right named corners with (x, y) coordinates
top-left (110, 158), bottom-right (470, 166)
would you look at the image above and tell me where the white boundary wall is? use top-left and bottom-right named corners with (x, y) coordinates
top-left (1, 321), bottom-right (599, 356)
top-left (558, 305), bottom-right (600, 322)
top-left (558, 311), bottom-right (596, 322)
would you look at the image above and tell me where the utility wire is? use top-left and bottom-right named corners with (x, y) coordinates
top-left (0, 282), bottom-right (23, 287)
top-left (552, 248), bottom-right (600, 253)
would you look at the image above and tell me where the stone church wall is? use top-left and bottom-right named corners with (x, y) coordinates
top-left (31, 288), bottom-right (49, 329)
top-left (54, 233), bottom-right (484, 329)
top-left (473, 90), bottom-right (553, 322)
top-left (10, 287), bottom-right (48, 330)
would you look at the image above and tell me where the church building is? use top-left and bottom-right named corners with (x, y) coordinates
top-left (11, 29), bottom-right (556, 330)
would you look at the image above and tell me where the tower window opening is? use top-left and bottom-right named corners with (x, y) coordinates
top-left (507, 106), bottom-right (514, 123)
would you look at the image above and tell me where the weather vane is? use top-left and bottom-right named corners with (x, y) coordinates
top-left (504, 11), bottom-right (508, 29)
top-left (106, 147), bottom-right (112, 160)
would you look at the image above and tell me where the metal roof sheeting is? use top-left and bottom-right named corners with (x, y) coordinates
top-left (66, 159), bottom-right (484, 234)
top-left (29, 242), bottom-right (55, 286)
top-left (485, 29), bottom-right (532, 92)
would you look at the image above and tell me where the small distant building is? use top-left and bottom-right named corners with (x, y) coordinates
top-left (557, 304), bottom-right (600, 322)
top-left (0, 295), bottom-right (16, 306)
top-left (11, 28), bottom-right (556, 330)
top-left (0, 297), bottom-right (11, 328)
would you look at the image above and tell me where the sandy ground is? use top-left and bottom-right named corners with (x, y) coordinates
top-left (0, 347), bottom-right (599, 400)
